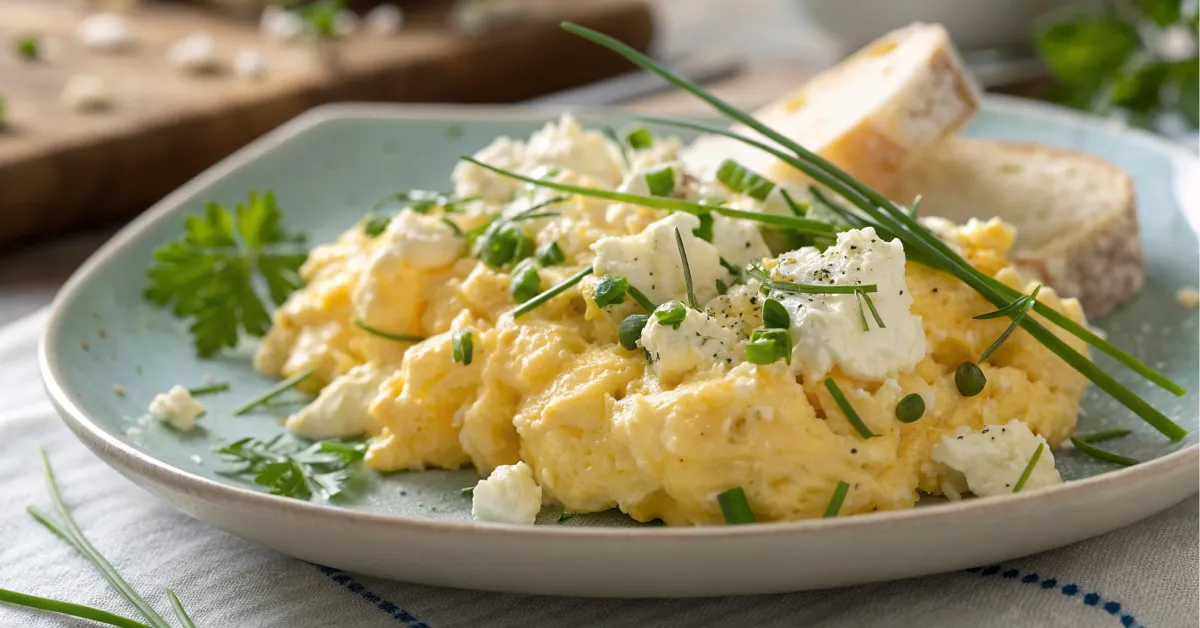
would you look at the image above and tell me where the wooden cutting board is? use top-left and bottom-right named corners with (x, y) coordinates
top-left (0, 0), bottom-right (654, 247)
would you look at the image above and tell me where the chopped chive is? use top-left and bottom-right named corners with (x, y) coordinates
top-left (823, 481), bottom-right (850, 517)
top-left (460, 156), bottom-right (835, 236)
top-left (1011, 442), bottom-right (1045, 493)
top-left (453, 328), bottom-right (474, 365)
top-left (762, 298), bottom-right (790, 329)
top-left (719, 257), bottom-right (742, 277)
top-left (694, 212), bottom-right (715, 242)
top-left (745, 328), bottom-right (791, 365)
top-left (652, 301), bottom-right (688, 330)
top-left (979, 285), bottom-right (1041, 363)
top-left (824, 378), bottom-right (875, 439)
top-left (673, 227), bottom-right (698, 309)
top-left (909, 195), bottom-right (923, 217)
top-left (894, 393), bottom-right (925, 423)
top-left (510, 260), bottom-right (542, 304)
top-left (233, 367), bottom-right (314, 416)
top-left (1070, 437), bottom-right (1139, 466)
top-left (955, 362), bottom-right (987, 397)
top-left (15, 37), bottom-right (39, 61)
top-left (0, 587), bottom-right (152, 628)
top-left (715, 279), bottom-right (729, 295)
top-left (536, 241), bottom-right (565, 266)
top-left (780, 188), bottom-right (808, 216)
top-left (860, 291), bottom-right (885, 329)
top-left (853, 291), bottom-right (870, 332)
top-left (593, 275), bottom-right (630, 307)
top-left (717, 487), bottom-right (755, 524)
top-left (645, 164), bottom-right (675, 197)
top-left (166, 589), bottom-right (196, 628)
top-left (628, 285), bottom-right (657, 312)
top-left (1075, 428), bottom-right (1132, 443)
top-left (187, 383), bottom-right (229, 396)
top-left (625, 127), bottom-right (653, 149)
top-left (354, 319), bottom-right (426, 343)
top-left (513, 265), bottom-right (594, 318)
top-left (618, 314), bottom-right (650, 350)
top-left (716, 159), bottom-right (776, 200)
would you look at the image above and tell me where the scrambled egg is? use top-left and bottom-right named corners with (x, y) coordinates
top-left (255, 115), bottom-right (1089, 525)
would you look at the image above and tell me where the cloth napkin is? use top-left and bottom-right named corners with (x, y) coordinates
top-left (0, 309), bottom-right (1196, 628)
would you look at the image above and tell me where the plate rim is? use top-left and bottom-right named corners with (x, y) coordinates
top-left (39, 95), bottom-right (1200, 539)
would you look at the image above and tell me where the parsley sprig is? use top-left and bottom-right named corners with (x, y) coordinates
top-left (217, 436), bottom-right (366, 500)
top-left (145, 191), bottom-right (308, 357)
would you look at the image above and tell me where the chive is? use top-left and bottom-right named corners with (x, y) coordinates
top-left (461, 486), bottom-right (475, 496)
top-left (955, 362), bottom-right (986, 397)
top-left (460, 156), bottom-right (835, 236)
top-left (33, 449), bottom-right (173, 628)
top-left (440, 217), bottom-right (465, 237)
top-left (628, 285), bottom-right (657, 312)
top-left (513, 265), bottom-right (594, 318)
top-left (860, 291), bottom-right (885, 329)
top-left (510, 260), bottom-right (542, 304)
top-left (715, 279), bottom-right (729, 295)
top-left (510, 212), bottom-right (560, 222)
top-left (453, 328), bottom-right (474, 365)
top-left (716, 159), bottom-right (776, 200)
top-left (653, 301), bottom-right (688, 329)
top-left (645, 164), bottom-right (675, 197)
top-left (593, 275), bottom-right (630, 307)
top-left (354, 319), bottom-right (426, 343)
top-left (187, 382), bottom-right (229, 396)
top-left (1070, 437), bottom-right (1139, 466)
top-left (511, 230), bottom-right (535, 263)
top-left (536, 241), bottom-right (565, 266)
top-left (602, 125), bottom-right (630, 168)
top-left (824, 378), bottom-right (875, 438)
top-left (780, 188), bottom-right (808, 216)
top-left (233, 366), bottom-right (314, 416)
top-left (894, 393), bottom-right (925, 423)
top-left (558, 511), bottom-right (584, 523)
top-left (361, 212), bottom-right (393, 237)
top-left (618, 314), bottom-right (650, 350)
top-left (626, 127), bottom-right (654, 149)
top-left (694, 212), bottom-right (715, 242)
top-left (762, 298), bottom-right (790, 329)
top-left (1012, 442), bottom-right (1045, 493)
top-left (673, 227), bottom-right (698, 309)
top-left (0, 587), bottom-right (152, 628)
top-left (746, 328), bottom-right (791, 365)
top-left (853, 291), bottom-right (870, 332)
top-left (166, 589), bottom-right (196, 628)
top-left (719, 257), bottom-right (742, 277)
top-left (1075, 428), bottom-right (1132, 443)
top-left (979, 285), bottom-right (1041, 363)
top-left (823, 481), bottom-right (850, 517)
top-left (15, 37), bottom-right (39, 61)
top-left (908, 195), bottom-right (923, 217)
top-left (745, 264), bottom-right (877, 295)
top-left (717, 487), bottom-right (755, 524)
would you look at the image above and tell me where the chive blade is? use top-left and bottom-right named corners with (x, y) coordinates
top-left (979, 285), bottom-right (1040, 363)
top-left (513, 265), bottom-right (594, 318)
top-left (1011, 442), bottom-right (1044, 493)
top-left (853, 291), bottom-right (870, 332)
top-left (234, 366), bottom-right (314, 416)
top-left (0, 587), bottom-right (153, 628)
top-left (1075, 428), bottom-right (1132, 443)
top-left (823, 481), bottom-right (850, 517)
top-left (1070, 437), bottom-right (1140, 466)
top-left (628, 285), bottom-right (657, 312)
top-left (673, 227), bottom-right (698, 309)
top-left (824, 378), bottom-right (876, 439)
top-left (860, 291), bottom-right (885, 329)
top-left (354, 319), bottom-right (426, 343)
top-left (187, 382), bottom-right (229, 396)
top-left (166, 589), bottom-right (197, 628)
top-left (717, 487), bottom-right (756, 524)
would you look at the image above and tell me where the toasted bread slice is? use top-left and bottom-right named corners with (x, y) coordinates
top-left (886, 138), bottom-right (1144, 317)
top-left (682, 23), bottom-right (981, 191)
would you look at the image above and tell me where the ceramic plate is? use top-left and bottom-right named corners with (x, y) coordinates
top-left (40, 97), bottom-right (1199, 597)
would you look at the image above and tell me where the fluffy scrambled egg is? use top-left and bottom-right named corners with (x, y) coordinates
top-left (255, 115), bottom-right (1089, 525)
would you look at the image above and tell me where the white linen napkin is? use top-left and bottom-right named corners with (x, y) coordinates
top-left (0, 309), bottom-right (1195, 628)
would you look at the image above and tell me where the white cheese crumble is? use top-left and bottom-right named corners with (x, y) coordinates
top-left (774, 226), bottom-right (925, 380)
top-left (167, 33), bottom-right (220, 74)
top-left (375, 209), bottom-right (464, 269)
top-left (523, 114), bottom-right (623, 188)
top-left (452, 136), bottom-right (527, 202)
top-left (711, 215), bottom-right (770, 270)
top-left (148, 385), bottom-right (205, 433)
top-left (287, 364), bottom-right (387, 439)
top-left (61, 75), bottom-right (111, 112)
top-left (592, 212), bottom-right (723, 306)
top-left (640, 307), bottom-right (738, 382)
top-left (78, 13), bottom-right (134, 52)
top-left (931, 420), bottom-right (1062, 499)
top-left (260, 5), bottom-right (305, 42)
top-left (234, 49), bottom-right (267, 78)
top-left (364, 4), bottom-right (404, 35)
top-left (471, 461), bottom-right (542, 524)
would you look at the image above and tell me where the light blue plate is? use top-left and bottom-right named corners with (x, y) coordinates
top-left (37, 98), bottom-right (1200, 596)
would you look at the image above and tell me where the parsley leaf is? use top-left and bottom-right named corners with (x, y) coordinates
top-left (145, 191), bottom-right (308, 357)
top-left (217, 436), bottom-right (366, 501)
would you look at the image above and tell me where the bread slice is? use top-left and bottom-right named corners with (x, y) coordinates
top-left (681, 22), bottom-right (981, 192)
top-left (886, 138), bottom-right (1144, 317)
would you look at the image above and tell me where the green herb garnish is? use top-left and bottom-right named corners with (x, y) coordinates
top-left (694, 212), bottom-right (715, 242)
top-left (625, 127), bottom-right (654, 149)
top-left (1012, 442), bottom-right (1045, 493)
top-left (510, 260), bottom-right (542, 304)
top-left (977, 285), bottom-right (1041, 362)
top-left (536, 241), bottom-right (565, 266)
top-left (354, 319), bottom-right (426, 343)
top-left (823, 481), bottom-right (850, 517)
top-left (745, 328), bottom-right (791, 365)
top-left (858, 290), bottom-right (885, 330)
top-left (716, 159), bottom-right (776, 200)
top-left (717, 487), bottom-right (755, 524)
top-left (745, 263), bottom-right (877, 295)
top-left (955, 362), bottom-right (987, 397)
top-left (476, 197), bottom-right (564, 268)
top-left (1075, 428), bottom-right (1133, 443)
top-left (15, 36), bottom-right (39, 61)
top-left (894, 393), bottom-right (925, 423)
top-left (673, 227), bottom-right (699, 309)
top-left (0, 588), bottom-right (152, 628)
top-left (187, 382), bottom-right (229, 396)
top-left (233, 366), bottom-right (314, 416)
top-left (761, 297), bottom-right (790, 329)
top-left (218, 436), bottom-right (366, 500)
top-left (645, 164), bottom-right (675, 197)
top-left (453, 328), bottom-right (474, 365)
top-left (824, 377), bottom-right (875, 439)
top-left (618, 314), bottom-right (650, 350)
top-left (512, 265), bottom-right (594, 318)
top-left (296, 0), bottom-right (346, 39)
top-left (1070, 437), bottom-right (1140, 466)
top-left (593, 275), bottom-right (630, 307)
top-left (144, 191), bottom-right (307, 357)
top-left (166, 590), bottom-right (195, 628)
top-left (652, 301), bottom-right (688, 329)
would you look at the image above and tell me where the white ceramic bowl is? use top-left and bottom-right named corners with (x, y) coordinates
top-left (792, 0), bottom-right (1095, 51)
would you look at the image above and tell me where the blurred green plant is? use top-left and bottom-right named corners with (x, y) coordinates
top-left (1036, 0), bottom-right (1199, 128)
